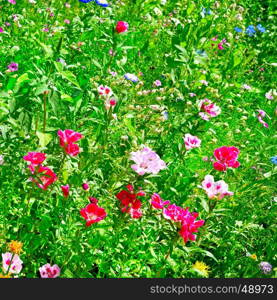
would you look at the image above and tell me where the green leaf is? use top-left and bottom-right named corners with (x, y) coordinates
top-left (53, 62), bottom-right (80, 89)
top-left (36, 131), bottom-right (52, 147)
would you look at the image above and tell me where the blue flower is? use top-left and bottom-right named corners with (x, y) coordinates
top-left (257, 24), bottom-right (266, 33)
top-left (95, 0), bottom-right (109, 7)
top-left (196, 49), bottom-right (208, 58)
top-left (234, 27), bottom-right (243, 33)
top-left (124, 73), bottom-right (138, 83)
top-left (270, 156), bottom-right (277, 165)
top-left (201, 8), bottom-right (212, 17)
top-left (162, 111), bottom-right (169, 120)
top-left (79, 0), bottom-right (94, 3)
top-left (245, 25), bottom-right (256, 36)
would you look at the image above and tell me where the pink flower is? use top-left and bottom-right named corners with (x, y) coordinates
top-left (189, 93), bottom-right (196, 97)
top-left (257, 110), bottom-right (269, 128)
top-left (198, 98), bottom-right (221, 120)
top-left (64, 19), bottom-right (70, 24)
top-left (265, 91), bottom-right (273, 100)
top-left (23, 152), bottom-right (46, 165)
top-left (39, 264), bottom-right (60, 278)
top-left (153, 80), bottom-right (162, 87)
top-left (0, 28), bottom-right (4, 33)
top-left (200, 80), bottom-right (208, 86)
top-left (150, 193), bottom-right (170, 209)
top-left (2, 252), bottom-right (23, 274)
top-left (8, 0), bottom-right (16, 4)
top-left (61, 185), bottom-right (69, 197)
top-left (218, 43), bottom-right (224, 50)
top-left (183, 134), bottom-right (201, 150)
top-left (98, 85), bottom-right (113, 97)
top-left (201, 175), bottom-right (233, 199)
top-left (80, 203), bottom-right (107, 226)
top-left (57, 129), bottom-right (83, 156)
top-left (130, 147), bottom-right (167, 175)
top-left (7, 62), bottom-right (18, 72)
top-left (213, 146), bottom-right (240, 172)
top-left (115, 21), bottom-right (129, 33)
top-left (29, 165), bottom-right (58, 190)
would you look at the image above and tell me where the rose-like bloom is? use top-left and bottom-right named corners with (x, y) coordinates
top-left (150, 193), bottom-right (170, 209)
top-left (124, 73), bottom-right (138, 83)
top-left (179, 213), bottom-right (205, 243)
top-left (130, 147), bottom-right (166, 175)
top-left (2, 252), bottom-right (23, 274)
top-left (259, 262), bottom-right (272, 274)
top-left (80, 203), bottom-right (107, 226)
top-left (98, 85), bottom-right (113, 97)
top-left (116, 21), bottom-right (129, 34)
top-left (8, 241), bottom-right (23, 254)
top-left (89, 197), bottom-right (98, 204)
top-left (198, 98), bottom-right (221, 120)
top-left (201, 175), bottom-right (233, 199)
top-left (7, 62), bottom-right (18, 72)
top-left (61, 185), bottom-right (69, 197)
top-left (28, 165), bottom-right (57, 190)
top-left (257, 110), bottom-right (269, 128)
top-left (116, 185), bottom-right (145, 218)
top-left (23, 152), bottom-right (46, 165)
top-left (213, 146), bottom-right (240, 171)
top-left (183, 134), bottom-right (201, 150)
top-left (58, 129), bottom-right (83, 156)
top-left (82, 183), bottom-right (89, 191)
top-left (163, 204), bottom-right (190, 223)
top-left (39, 264), bottom-right (60, 278)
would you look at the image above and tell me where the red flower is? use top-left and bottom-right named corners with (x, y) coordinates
top-left (116, 185), bottom-right (145, 218)
top-left (80, 203), bottom-right (107, 226)
top-left (213, 146), bottom-right (240, 172)
top-left (115, 21), bottom-right (129, 33)
top-left (57, 129), bottom-right (83, 156)
top-left (61, 185), bottom-right (69, 197)
top-left (23, 152), bottom-right (46, 165)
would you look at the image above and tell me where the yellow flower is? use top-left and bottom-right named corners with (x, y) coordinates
top-left (0, 273), bottom-right (11, 278)
top-left (192, 261), bottom-right (210, 277)
top-left (8, 240), bottom-right (23, 254)
top-left (250, 254), bottom-right (257, 260)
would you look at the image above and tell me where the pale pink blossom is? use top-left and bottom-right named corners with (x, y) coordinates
top-left (257, 110), bottom-right (269, 128)
top-left (183, 134), bottom-right (201, 150)
top-left (130, 147), bottom-right (166, 175)
top-left (2, 252), bottom-right (23, 274)
top-left (39, 263), bottom-right (60, 278)
top-left (201, 175), bottom-right (233, 199)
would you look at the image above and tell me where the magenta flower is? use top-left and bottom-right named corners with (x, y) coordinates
top-left (58, 129), bottom-right (83, 156)
top-left (39, 264), bottom-right (60, 278)
top-left (23, 152), bottom-right (46, 165)
top-left (0, 28), bottom-right (4, 33)
top-left (8, 0), bottom-right (16, 4)
top-left (179, 213), bottom-right (205, 243)
top-left (130, 147), bottom-right (167, 175)
top-left (153, 80), bottom-right (162, 87)
top-left (82, 183), bottom-right (89, 191)
top-left (183, 134), bottom-right (201, 150)
top-left (213, 146), bottom-right (240, 172)
top-left (2, 252), bottom-right (23, 274)
top-left (7, 62), bottom-right (18, 72)
top-left (61, 185), bottom-right (70, 197)
top-left (150, 193), bottom-right (170, 209)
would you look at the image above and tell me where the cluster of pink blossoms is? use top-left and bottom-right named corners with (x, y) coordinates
top-left (116, 185), bottom-right (145, 219)
top-left (39, 263), bottom-right (60, 278)
top-left (198, 98), bottom-right (221, 121)
top-left (201, 175), bottom-right (233, 200)
top-left (130, 147), bottom-right (167, 175)
top-left (150, 194), bottom-right (205, 244)
top-left (23, 152), bottom-right (57, 190)
top-left (183, 134), bottom-right (201, 150)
